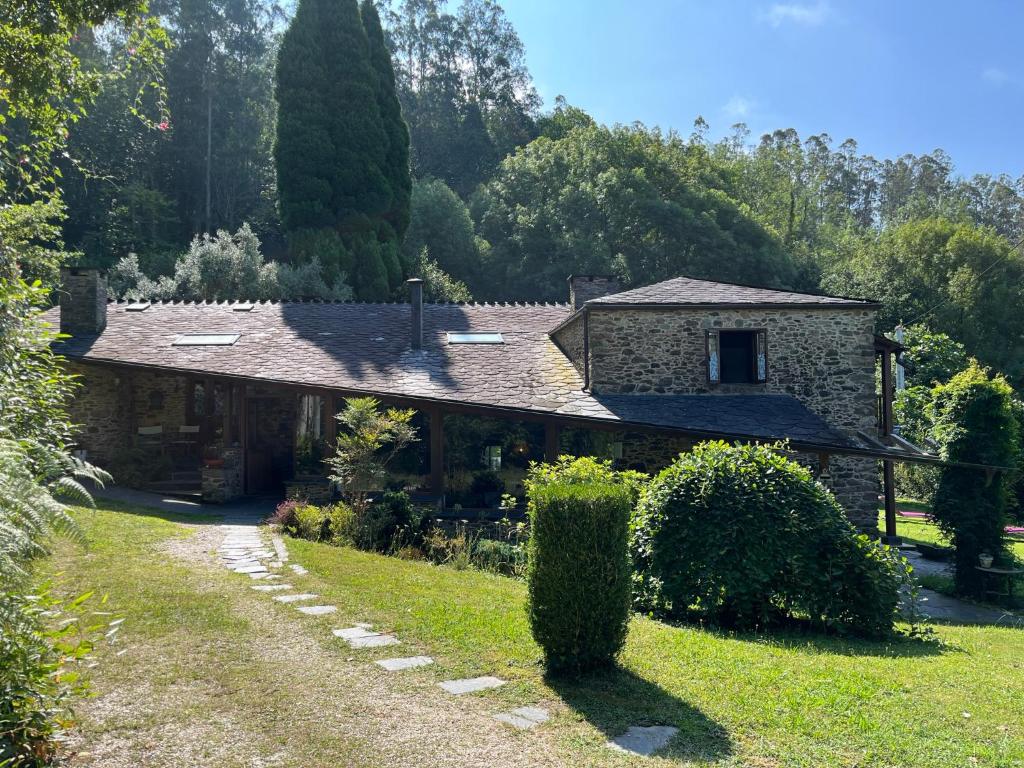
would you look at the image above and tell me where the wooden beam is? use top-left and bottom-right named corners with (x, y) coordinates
top-left (239, 385), bottom-right (248, 495)
top-left (880, 347), bottom-right (894, 436)
top-left (545, 421), bottom-right (561, 463)
top-left (817, 452), bottom-right (830, 476)
top-left (882, 459), bottom-right (900, 546)
top-left (429, 408), bottom-right (444, 494)
top-left (223, 384), bottom-right (233, 444)
top-left (323, 394), bottom-right (337, 452)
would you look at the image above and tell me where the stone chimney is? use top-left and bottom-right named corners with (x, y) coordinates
top-left (60, 268), bottom-right (108, 336)
top-left (407, 277), bottom-right (424, 350)
top-left (568, 274), bottom-right (621, 310)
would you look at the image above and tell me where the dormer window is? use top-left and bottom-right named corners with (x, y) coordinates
top-left (706, 329), bottom-right (767, 385)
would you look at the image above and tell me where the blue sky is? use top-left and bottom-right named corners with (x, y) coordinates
top-left (501, 1), bottom-right (1023, 178)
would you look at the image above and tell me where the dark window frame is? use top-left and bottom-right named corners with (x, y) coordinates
top-left (706, 328), bottom-right (768, 386)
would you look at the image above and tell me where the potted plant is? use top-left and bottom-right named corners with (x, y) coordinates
top-left (979, 552), bottom-right (994, 568)
top-left (203, 441), bottom-right (224, 468)
top-left (470, 469), bottom-right (505, 507)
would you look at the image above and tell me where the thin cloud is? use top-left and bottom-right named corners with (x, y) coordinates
top-left (761, 2), bottom-right (831, 28)
top-left (723, 96), bottom-right (754, 120)
top-left (982, 67), bottom-right (1010, 86)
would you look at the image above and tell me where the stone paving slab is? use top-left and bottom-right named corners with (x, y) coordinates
top-left (606, 726), bottom-right (678, 756)
top-left (348, 633), bottom-right (400, 649)
top-left (271, 535), bottom-right (289, 563)
top-left (493, 707), bottom-right (549, 730)
top-left (233, 565), bottom-right (268, 574)
top-left (289, 564), bottom-right (308, 575)
top-left (438, 676), bottom-right (505, 695)
top-left (273, 593), bottom-right (317, 603)
top-left (333, 626), bottom-right (378, 640)
top-left (296, 605), bottom-right (337, 616)
top-left (251, 584), bottom-right (293, 592)
top-left (248, 572), bottom-right (281, 580)
top-left (375, 656), bottom-right (434, 672)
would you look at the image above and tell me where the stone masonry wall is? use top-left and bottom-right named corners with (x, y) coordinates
top-left (551, 314), bottom-right (585, 376)
top-left (586, 307), bottom-right (880, 529)
top-left (66, 361), bottom-right (190, 466)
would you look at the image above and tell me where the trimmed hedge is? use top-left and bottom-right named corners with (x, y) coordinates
top-left (526, 458), bottom-right (633, 672)
top-left (632, 441), bottom-right (910, 638)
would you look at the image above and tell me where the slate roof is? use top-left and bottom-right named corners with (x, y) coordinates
top-left (44, 299), bottom-right (860, 451)
top-left (587, 275), bottom-right (876, 307)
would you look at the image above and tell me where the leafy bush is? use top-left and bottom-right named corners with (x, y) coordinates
top-left (930, 362), bottom-right (1020, 596)
top-left (471, 538), bottom-right (525, 577)
top-left (352, 491), bottom-right (422, 552)
top-left (106, 445), bottom-right (172, 489)
top-left (470, 470), bottom-right (505, 495)
top-left (526, 457), bottom-right (633, 673)
top-left (268, 499), bottom-right (302, 529)
top-left (632, 441), bottom-right (909, 638)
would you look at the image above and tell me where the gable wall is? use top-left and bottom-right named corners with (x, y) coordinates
top-left (586, 307), bottom-right (880, 529)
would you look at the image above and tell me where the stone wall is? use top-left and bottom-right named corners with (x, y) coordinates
top-left (551, 314), bottom-right (585, 376)
top-left (59, 268), bottom-right (107, 336)
top-left (65, 360), bottom-right (191, 466)
top-left (585, 307), bottom-right (880, 529)
top-left (569, 275), bottom-right (621, 309)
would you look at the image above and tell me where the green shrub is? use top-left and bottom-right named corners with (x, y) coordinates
top-left (325, 502), bottom-right (356, 546)
top-left (930, 362), bottom-right (1020, 596)
top-left (291, 503), bottom-right (329, 541)
top-left (526, 458), bottom-right (633, 672)
top-left (471, 538), bottom-right (525, 577)
top-left (632, 441), bottom-right (909, 637)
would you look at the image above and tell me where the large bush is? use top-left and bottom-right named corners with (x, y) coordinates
top-left (930, 362), bottom-right (1020, 596)
top-left (632, 442), bottom-right (909, 637)
top-left (526, 457), bottom-right (633, 672)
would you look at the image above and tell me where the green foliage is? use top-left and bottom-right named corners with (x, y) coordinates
top-left (471, 123), bottom-right (798, 301)
top-left (403, 178), bottom-right (484, 282)
top-left (275, 0), bottom-right (409, 297)
top-left (326, 397), bottom-right (418, 520)
top-left (108, 224), bottom-right (353, 301)
top-left (470, 537), bottom-right (525, 577)
top-left (929, 362), bottom-right (1020, 596)
top-left (362, 0), bottom-right (412, 239)
top-left (900, 324), bottom-right (969, 388)
top-left (526, 457), bottom-right (632, 672)
top-left (413, 249), bottom-right (473, 302)
top-left (632, 442), bottom-right (908, 637)
top-left (893, 386), bottom-right (941, 503)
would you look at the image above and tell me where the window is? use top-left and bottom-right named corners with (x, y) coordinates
top-left (706, 329), bottom-right (767, 385)
top-left (126, 301), bottom-right (151, 312)
top-left (173, 333), bottom-right (240, 346)
top-left (483, 444), bottom-right (502, 470)
top-left (447, 332), bottom-right (503, 344)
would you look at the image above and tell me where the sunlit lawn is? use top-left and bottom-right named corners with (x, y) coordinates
top-left (46, 502), bottom-right (1024, 768)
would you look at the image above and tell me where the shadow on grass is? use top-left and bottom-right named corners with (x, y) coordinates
top-left (546, 665), bottom-right (732, 762)
top-left (90, 496), bottom-right (232, 526)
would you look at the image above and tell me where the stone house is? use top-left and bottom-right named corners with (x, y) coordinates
top-left (48, 268), bottom-right (934, 532)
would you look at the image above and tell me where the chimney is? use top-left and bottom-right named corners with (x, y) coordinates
top-left (568, 274), bottom-right (620, 311)
top-left (60, 268), bottom-right (108, 336)
top-left (407, 277), bottom-right (424, 350)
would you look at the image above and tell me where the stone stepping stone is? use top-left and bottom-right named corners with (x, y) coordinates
top-left (606, 726), bottom-right (679, 757)
top-left (438, 676), bottom-right (505, 695)
top-left (493, 706), bottom-right (550, 730)
top-left (251, 584), bottom-right (293, 592)
top-left (332, 626), bottom-right (378, 640)
top-left (233, 565), bottom-right (268, 574)
top-left (376, 656), bottom-right (433, 672)
top-left (249, 572), bottom-right (281, 580)
top-left (273, 593), bottom-right (317, 603)
top-left (296, 605), bottom-right (337, 616)
top-left (270, 561), bottom-right (283, 568)
top-left (348, 633), bottom-right (400, 649)
top-left (271, 535), bottom-right (289, 563)
top-left (289, 564), bottom-right (308, 575)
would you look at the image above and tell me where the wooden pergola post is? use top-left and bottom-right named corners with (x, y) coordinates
top-left (879, 347), bottom-right (900, 546)
top-left (544, 421), bottom-right (561, 463)
top-left (429, 408), bottom-right (444, 495)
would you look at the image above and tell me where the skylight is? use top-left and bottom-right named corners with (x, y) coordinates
top-left (447, 332), bottom-right (503, 344)
top-left (126, 302), bottom-right (151, 312)
top-left (232, 302), bottom-right (255, 312)
top-left (173, 333), bottom-right (240, 346)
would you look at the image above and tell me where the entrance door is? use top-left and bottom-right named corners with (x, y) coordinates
top-left (245, 395), bottom-right (295, 495)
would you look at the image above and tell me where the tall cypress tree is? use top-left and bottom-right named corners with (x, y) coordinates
top-left (275, 0), bottom-right (394, 297)
top-left (361, 0), bottom-right (412, 244)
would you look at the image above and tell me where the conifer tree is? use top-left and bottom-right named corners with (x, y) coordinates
top-left (362, 0), bottom-right (412, 242)
top-left (274, 0), bottom-right (396, 297)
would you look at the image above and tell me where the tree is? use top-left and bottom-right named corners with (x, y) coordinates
top-left (276, 0), bottom-right (411, 298)
top-left (362, 0), bottom-right (412, 240)
top-left (402, 178), bottom-right (483, 280)
top-left (108, 223), bottom-right (353, 300)
top-left (470, 123), bottom-right (798, 301)
top-left (930, 363), bottom-right (1020, 597)
top-left (326, 397), bottom-right (418, 520)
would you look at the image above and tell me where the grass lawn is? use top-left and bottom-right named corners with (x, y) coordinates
top-left (44, 501), bottom-right (1024, 767)
top-left (878, 506), bottom-right (1024, 559)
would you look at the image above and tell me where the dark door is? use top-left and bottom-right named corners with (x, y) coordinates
top-left (245, 395), bottom-right (295, 495)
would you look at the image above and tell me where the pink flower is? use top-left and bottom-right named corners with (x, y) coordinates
top-left (128, 47), bottom-right (136, 55)
top-left (157, 120), bottom-right (169, 131)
